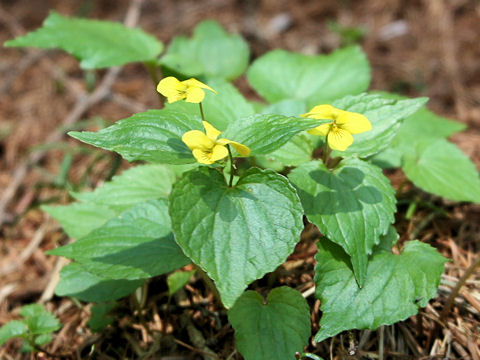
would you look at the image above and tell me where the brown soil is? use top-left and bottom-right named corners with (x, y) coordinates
top-left (1, 0), bottom-right (479, 359)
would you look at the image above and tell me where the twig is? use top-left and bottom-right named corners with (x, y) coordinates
top-left (301, 286), bottom-right (315, 298)
top-left (0, 0), bottom-right (146, 226)
top-left (398, 324), bottom-right (423, 356)
top-left (179, 312), bottom-right (217, 360)
top-left (358, 330), bottom-right (372, 350)
top-left (39, 257), bottom-right (70, 304)
top-left (173, 338), bottom-right (218, 359)
top-left (409, 212), bottom-right (437, 240)
top-left (111, 93), bottom-right (148, 113)
top-left (0, 219), bottom-right (53, 275)
top-left (0, 66), bottom-right (120, 226)
top-left (440, 255), bottom-right (480, 322)
top-left (329, 336), bottom-right (334, 360)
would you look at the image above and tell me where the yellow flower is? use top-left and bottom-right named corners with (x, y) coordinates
top-left (157, 77), bottom-right (217, 103)
top-left (182, 121), bottom-right (250, 165)
top-left (301, 105), bottom-right (372, 151)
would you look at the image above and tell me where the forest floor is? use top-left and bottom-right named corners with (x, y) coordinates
top-left (1, 0), bottom-right (480, 359)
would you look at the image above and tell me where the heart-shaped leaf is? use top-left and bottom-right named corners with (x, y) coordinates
top-left (229, 287), bottom-right (311, 360)
top-left (314, 238), bottom-right (446, 342)
top-left (161, 20), bottom-right (249, 80)
top-left (371, 106), bottom-right (466, 169)
top-left (247, 46), bottom-right (370, 107)
top-left (288, 159), bottom-right (396, 286)
top-left (169, 167), bottom-right (304, 307)
top-left (402, 139), bottom-right (480, 203)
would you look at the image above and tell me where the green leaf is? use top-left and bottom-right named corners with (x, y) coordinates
top-left (397, 107), bottom-right (466, 139)
top-left (228, 287), bottom-right (311, 360)
top-left (256, 100), bottom-right (314, 169)
top-left (330, 94), bottom-right (428, 158)
top-left (247, 46), bottom-right (370, 108)
top-left (44, 165), bottom-right (175, 239)
top-left (371, 106), bottom-right (466, 169)
top-left (43, 202), bottom-right (117, 239)
top-left (19, 304), bottom-right (45, 318)
top-left (314, 239), bottom-right (447, 342)
top-left (88, 303), bottom-right (116, 332)
top-left (166, 78), bottom-right (254, 131)
top-left (261, 99), bottom-right (307, 117)
top-left (256, 133), bottom-right (314, 171)
top-left (69, 110), bottom-right (202, 164)
top-left (169, 167), bottom-right (304, 308)
top-left (48, 200), bottom-right (190, 280)
top-left (161, 20), bottom-right (249, 80)
top-left (34, 333), bottom-right (52, 346)
top-left (369, 146), bottom-right (403, 169)
top-left (72, 164), bottom-right (175, 211)
top-left (288, 159), bottom-right (396, 286)
top-left (55, 263), bottom-right (144, 302)
top-left (0, 321), bottom-right (28, 345)
top-left (373, 225), bottom-right (399, 253)
top-left (22, 306), bottom-right (61, 335)
top-left (223, 114), bottom-right (327, 156)
top-left (4, 11), bottom-right (162, 69)
top-left (402, 139), bottom-right (480, 203)
top-left (167, 270), bottom-right (196, 296)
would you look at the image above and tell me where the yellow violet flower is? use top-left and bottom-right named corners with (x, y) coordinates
top-left (302, 104), bottom-right (372, 151)
top-left (157, 76), bottom-right (217, 103)
top-left (182, 121), bottom-right (250, 165)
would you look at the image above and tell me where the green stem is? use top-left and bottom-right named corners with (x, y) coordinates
top-left (227, 145), bottom-right (234, 187)
top-left (322, 137), bottom-right (331, 167)
top-left (199, 102), bottom-right (206, 122)
top-left (143, 61), bottom-right (164, 107)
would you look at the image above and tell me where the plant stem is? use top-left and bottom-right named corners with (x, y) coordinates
top-left (227, 145), bottom-right (234, 187)
top-left (199, 102), bottom-right (206, 122)
top-left (322, 139), bottom-right (330, 167)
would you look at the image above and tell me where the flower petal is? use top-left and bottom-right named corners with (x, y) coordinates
top-left (327, 128), bottom-right (354, 151)
top-left (166, 93), bottom-right (187, 103)
top-left (157, 77), bottom-right (181, 96)
top-left (307, 123), bottom-right (332, 136)
top-left (217, 138), bottom-right (251, 156)
top-left (210, 144), bottom-right (229, 162)
top-left (203, 121), bottom-right (221, 140)
top-left (336, 112), bottom-right (372, 134)
top-left (185, 86), bottom-right (205, 103)
top-left (182, 130), bottom-right (214, 151)
top-left (183, 78), bottom-right (217, 94)
top-left (192, 149), bottom-right (214, 164)
top-left (301, 105), bottom-right (338, 120)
